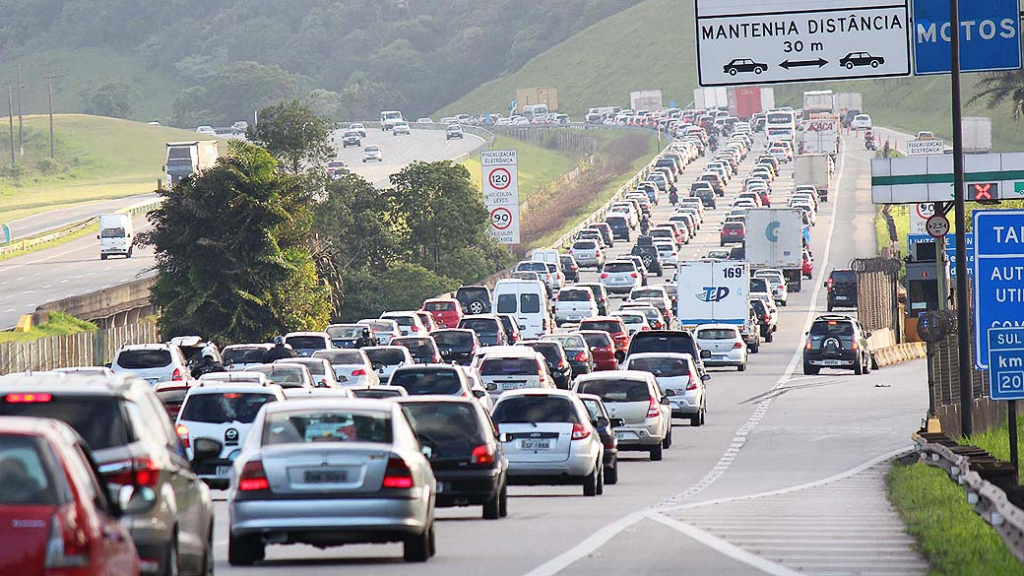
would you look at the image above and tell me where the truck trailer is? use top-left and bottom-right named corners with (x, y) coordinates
top-left (743, 209), bottom-right (805, 292)
top-left (165, 140), bottom-right (219, 187)
top-left (675, 261), bottom-right (750, 330)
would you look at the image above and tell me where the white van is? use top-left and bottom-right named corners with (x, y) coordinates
top-left (379, 110), bottom-right (404, 130)
top-left (492, 279), bottom-right (551, 339)
top-left (522, 104), bottom-right (549, 120)
top-left (98, 213), bottom-right (134, 260)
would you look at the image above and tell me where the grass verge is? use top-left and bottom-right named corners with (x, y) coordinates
top-left (0, 312), bottom-right (98, 344)
top-left (887, 461), bottom-right (1022, 575)
top-left (965, 417), bottom-right (1024, 479)
top-left (462, 135), bottom-right (584, 201)
top-left (0, 223), bottom-right (99, 263)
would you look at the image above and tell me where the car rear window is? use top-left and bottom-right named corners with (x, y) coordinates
top-left (546, 335), bottom-right (586, 351)
top-left (603, 262), bottom-right (634, 273)
top-left (433, 332), bottom-right (474, 351)
top-left (461, 319), bottom-right (499, 334)
top-left (492, 397), bottom-right (579, 424)
top-left (313, 350), bottom-right (363, 364)
top-left (395, 339), bottom-right (435, 357)
top-left (750, 278), bottom-right (769, 292)
top-left (480, 357), bottom-right (539, 376)
top-left (810, 321), bottom-right (855, 337)
top-left (351, 388), bottom-right (405, 399)
top-left (580, 320), bottom-right (624, 334)
top-left (831, 271), bottom-right (857, 283)
top-left (0, 396), bottom-right (130, 450)
top-left (698, 328), bottom-right (739, 340)
top-left (156, 388), bottom-right (189, 417)
top-left (180, 392), bottom-right (276, 424)
top-left (262, 410), bottom-right (392, 445)
top-left (384, 316), bottom-right (414, 327)
top-left (326, 326), bottom-right (362, 339)
top-left (246, 366), bottom-right (306, 387)
top-left (223, 347), bottom-right (268, 365)
top-left (577, 379), bottom-right (651, 402)
top-left (558, 289), bottom-right (592, 302)
top-left (628, 356), bottom-right (690, 377)
top-left (390, 369), bottom-right (463, 395)
top-left (523, 343), bottom-right (562, 365)
top-left (573, 240), bottom-right (597, 250)
top-left (425, 301), bottom-right (456, 312)
top-left (632, 289), bottom-right (664, 300)
top-left (402, 403), bottom-right (486, 454)
top-left (0, 436), bottom-right (56, 505)
top-left (581, 332), bottom-right (613, 348)
top-left (286, 336), bottom-right (327, 350)
top-left (365, 348), bottom-right (408, 365)
top-left (116, 349), bottom-right (171, 369)
top-left (457, 288), bottom-right (489, 301)
top-left (724, 223), bottom-right (745, 231)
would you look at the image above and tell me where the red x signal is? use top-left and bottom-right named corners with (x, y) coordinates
top-left (972, 183), bottom-right (998, 203)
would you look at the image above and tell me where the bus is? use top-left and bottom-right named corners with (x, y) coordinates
top-left (765, 109), bottom-right (796, 143)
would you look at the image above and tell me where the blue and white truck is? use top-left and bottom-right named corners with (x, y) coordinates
top-left (675, 261), bottom-right (750, 330)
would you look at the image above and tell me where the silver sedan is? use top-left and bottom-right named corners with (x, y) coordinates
top-left (227, 399), bottom-right (437, 565)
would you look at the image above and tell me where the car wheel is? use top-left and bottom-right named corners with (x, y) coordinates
top-left (846, 62), bottom-right (855, 70)
top-left (164, 536), bottom-right (179, 576)
top-left (803, 362), bottom-right (820, 376)
top-left (663, 426), bottom-right (673, 448)
top-left (854, 358), bottom-right (864, 375)
top-left (871, 354), bottom-right (880, 371)
top-left (596, 462), bottom-right (605, 495)
top-left (650, 443), bottom-right (663, 461)
top-left (729, 68), bottom-right (738, 76)
top-left (700, 406), bottom-right (707, 425)
top-left (498, 480), bottom-right (509, 517)
top-left (404, 522), bottom-right (433, 562)
top-left (202, 524), bottom-right (214, 576)
top-left (780, 300), bottom-right (786, 307)
top-left (871, 60), bottom-right (879, 68)
top-left (604, 458), bottom-right (619, 485)
top-left (864, 355), bottom-right (873, 374)
top-left (766, 330), bottom-right (774, 343)
top-left (468, 300), bottom-right (485, 314)
top-left (583, 463), bottom-right (600, 496)
top-left (228, 533), bottom-right (263, 566)
top-left (738, 362), bottom-right (746, 372)
top-left (754, 67), bottom-right (764, 74)
top-left (483, 483), bottom-right (503, 519)
top-left (690, 412), bottom-right (701, 426)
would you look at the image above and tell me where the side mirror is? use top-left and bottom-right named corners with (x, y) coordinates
top-left (192, 437), bottom-right (222, 464)
top-left (472, 389), bottom-right (486, 399)
top-left (420, 445), bottom-right (433, 459)
top-left (610, 417), bottom-right (625, 428)
top-left (595, 416), bottom-right (610, 428)
top-left (485, 383), bottom-right (498, 392)
top-left (700, 349), bottom-right (712, 359)
top-left (660, 396), bottom-right (671, 406)
top-left (499, 432), bottom-right (514, 443)
top-left (664, 388), bottom-right (678, 397)
top-left (701, 373), bottom-right (712, 382)
top-left (96, 234), bottom-right (101, 239)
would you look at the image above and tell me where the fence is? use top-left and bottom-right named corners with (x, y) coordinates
top-left (852, 257), bottom-right (901, 335)
top-left (0, 322), bottom-right (159, 374)
top-left (494, 127), bottom-right (598, 152)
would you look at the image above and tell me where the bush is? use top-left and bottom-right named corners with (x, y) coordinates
top-left (35, 158), bottom-right (61, 175)
top-left (339, 263), bottom-right (459, 322)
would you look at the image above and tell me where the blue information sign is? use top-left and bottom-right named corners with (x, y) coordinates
top-left (988, 328), bottom-right (1024, 399)
top-left (912, 0), bottom-right (1022, 75)
top-left (973, 210), bottom-right (1024, 369)
top-left (945, 231), bottom-right (974, 278)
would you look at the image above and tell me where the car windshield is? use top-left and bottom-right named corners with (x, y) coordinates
top-left (287, 336), bottom-right (327, 350)
top-left (697, 328), bottom-right (739, 340)
top-left (628, 356), bottom-right (690, 377)
top-left (117, 349), bottom-right (171, 369)
top-left (262, 410), bottom-right (392, 445)
top-left (365, 348), bottom-right (407, 365)
top-left (576, 379), bottom-right (650, 402)
top-left (0, 396), bottom-right (129, 450)
top-left (390, 369), bottom-right (463, 395)
top-left (402, 403), bottom-right (485, 456)
top-left (480, 357), bottom-right (538, 376)
top-left (223, 347), bottom-right (268, 365)
top-left (492, 397), bottom-right (579, 424)
top-left (0, 436), bottom-right (56, 505)
top-left (180, 392), bottom-right (276, 424)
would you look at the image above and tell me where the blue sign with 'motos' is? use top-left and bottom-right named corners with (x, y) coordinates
top-left (913, 0), bottom-right (1022, 74)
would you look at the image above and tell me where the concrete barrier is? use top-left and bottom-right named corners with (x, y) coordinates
top-left (874, 342), bottom-right (927, 367)
top-left (36, 276), bottom-right (158, 329)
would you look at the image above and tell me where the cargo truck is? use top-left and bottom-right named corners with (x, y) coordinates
top-left (515, 87), bottom-right (559, 114)
top-left (795, 154), bottom-right (833, 202)
top-left (165, 140), bottom-right (219, 187)
top-left (675, 260), bottom-right (750, 330)
top-left (727, 87), bottom-right (775, 119)
top-left (800, 116), bottom-right (840, 156)
top-left (803, 90), bottom-right (836, 115)
top-left (743, 209), bottom-right (805, 292)
top-left (962, 117), bottom-right (992, 153)
top-left (694, 87), bottom-right (728, 110)
top-left (630, 90), bottom-right (663, 113)
top-left (98, 213), bottom-right (133, 260)
top-left (835, 92), bottom-right (863, 115)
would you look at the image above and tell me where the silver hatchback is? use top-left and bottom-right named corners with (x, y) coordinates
top-left (574, 371), bottom-right (672, 461)
top-left (228, 399), bottom-right (437, 564)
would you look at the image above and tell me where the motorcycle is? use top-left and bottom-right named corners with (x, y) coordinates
top-left (669, 190), bottom-right (678, 205)
top-left (865, 132), bottom-right (877, 151)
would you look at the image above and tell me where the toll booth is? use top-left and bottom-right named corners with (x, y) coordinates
top-left (904, 239), bottom-right (948, 317)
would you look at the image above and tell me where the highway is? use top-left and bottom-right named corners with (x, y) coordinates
top-left (206, 134), bottom-right (930, 575)
top-left (0, 126), bottom-right (484, 329)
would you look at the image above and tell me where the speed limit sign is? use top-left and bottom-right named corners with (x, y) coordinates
top-left (481, 150), bottom-right (520, 244)
top-left (490, 207), bottom-right (513, 230)
top-left (488, 167), bottom-right (512, 190)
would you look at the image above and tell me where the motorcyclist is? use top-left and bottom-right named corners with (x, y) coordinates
top-left (354, 327), bottom-right (376, 348)
top-left (640, 215), bottom-right (651, 235)
top-left (669, 189), bottom-right (679, 205)
top-left (194, 345), bottom-right (225, 376)
top-left (264, 336), bottom-right (297, 362)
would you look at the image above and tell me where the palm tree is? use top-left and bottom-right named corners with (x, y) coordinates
top-left (969, 71), bottom-right (1024, 126)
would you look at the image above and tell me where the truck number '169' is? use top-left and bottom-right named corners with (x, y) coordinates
top-left (723, 266), bottom-right (744, 278)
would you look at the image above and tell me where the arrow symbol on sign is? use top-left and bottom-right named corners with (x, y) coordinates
top-left (780, 58), bottom-right (829, 70)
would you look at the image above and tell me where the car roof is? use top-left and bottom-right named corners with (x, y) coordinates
top-left (479, 346), bottom-right (535, 358)
top-left (0, 372), bottom-right (148, 396)
top-left (626, 352), bottom-right (694, 361)
top-left (576, 370), bottom-right (654, 383)
top-left (0, 416), bottom-right (78, 442)
top-left (262, 398), bottom-right (396, 414)
top-left (496, 388), bottom-right (576, 400)
top-left (285, 331), bottom-right (329, 338)
top-left (695, 323), bottom-right (742, 330)
top-left (186, 383), bottom-right (283, 395)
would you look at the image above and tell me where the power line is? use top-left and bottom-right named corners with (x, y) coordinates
top-left (43, 73), bottom-right (64, 159)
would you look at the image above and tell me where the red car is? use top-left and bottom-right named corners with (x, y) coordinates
top-left (579, 317), bottom-right (631, 361)
top-left (578, 330), bottom-right (619, 371)
top-left (422, 298), bottom-right (464, 329)
top-left (0, 417), bottom-right (140, 576)
top-left (803, 249), bottom-right (815, 278)
top-left (721, 222), bottom-right (746, 246)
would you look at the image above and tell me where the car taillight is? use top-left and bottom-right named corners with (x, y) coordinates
top-left (764, 315), bottom-right (770, 322)
top-left (176, 424), bottom-right (190, 449)
top-left (630, 273), bottom-right (638, 278)
top-left (600, 273), bottom-right (609, 279)
top-left (647, 396), bottom-right (660, 418)
top-left (851, 341), bottom-right (859, 350)
top-left (471, 444), bottom-right (496, 465)
top-left (45, 507), bottom-right (89, 570)
top-left (433, 355), bottom-right (441, 363)
top-left (805, 340), bottom-right (813, 350)
top-left (4, 393), bottom-right (52, 403)
top-left (571, 422), bottom-right (591, 440)
top-left (574, 352), bottom-right (588, 362)
top-left (383, 457), bottom-right (415, 489)
top-left (172, 367), bottom-right (183, 381)
top-left (686, 374), bottom-right (699, 391)
top-left (411, 326), bottom-right (420, 333)
top-left (733, 341), bottom-right (744, 349)
top-left (238, 459), bottom-right (270, 492)
top-left (352, 368), bottom-right (367, 376)
top-left (104, 457), bottom-right (160, 489)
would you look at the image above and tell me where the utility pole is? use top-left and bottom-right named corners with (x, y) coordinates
top-left (44, 74), bottom-right (63, 160)
top-left (16, 63), bottom-right (23, 158)
top-left (7, 87), bottom-right (14, 167)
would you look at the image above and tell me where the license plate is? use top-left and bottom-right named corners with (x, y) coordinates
top-left (216, 466), bottom-right (232, 478)
top-left (615, 431), bottom-right (639, 440)
top-left (835, 296), bottom-right (847, 300)
top-left (821, 360), bottom-right (843, 366)
top-left (520, 440), bottom-right (552, 450)
top-left (304, 470), bottom-right (348, 483)
top-left (713, 354), bottom-right (727, 360)
top-left (500, 382), bottom-right (525, 390)
top-left (568, 315), bottom-right (582, 321)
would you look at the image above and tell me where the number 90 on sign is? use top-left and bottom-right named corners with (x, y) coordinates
top-left (490, 207), bottom-right (513, 230)
top-left (488, 168), bottom-right (512, 190)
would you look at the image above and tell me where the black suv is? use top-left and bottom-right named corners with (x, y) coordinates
top-left (631, 235), bottom-right (664, 277)
top-left (803, 315), bottom-right (874, 375)
top-left (0, 372), bottom-right (214, 576)
top-left (625, 330), bottom-right (708, 375)
top-left (825, 269), bottom-right (858, 311)
top-left (456, 285), bottom-right (492, 315)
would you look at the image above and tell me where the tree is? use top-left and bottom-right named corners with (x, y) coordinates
top-left (388, 161), bottom-right (492, 268)
top-left (314, 173), bottom-right (396, 270)
top-left (140, 140), bottom-right (329, 342)
top-left (82, 82), bottom-right (141, 118)
top-left (970, 71), bottom-right (1024, 126)
top-left (247, 100), bottom-right (336, 173)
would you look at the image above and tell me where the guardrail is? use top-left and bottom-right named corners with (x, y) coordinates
top-left (915, 432), bottom-right (1024, 561)
top-left (0, 197), bottom-right (162, 257)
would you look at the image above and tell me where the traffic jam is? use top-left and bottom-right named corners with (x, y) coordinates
top-left (0, 106), bottom-right (852, 575)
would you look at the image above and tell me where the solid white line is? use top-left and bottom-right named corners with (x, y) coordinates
top-left (520, 512), bottom-right (647, 576)
top-left (645, 512), bottom-right (804, 576)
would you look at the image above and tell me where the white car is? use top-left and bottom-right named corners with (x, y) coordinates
top-left (416, 117), bottom-right (434, 123)
top-left (554, 286), bottom-right (599, 326)
top-left (362, 144), bottom-right (383, 162)
top-left (609, 203), bottom-right (639, 228)
top-left (221, 344), bottom-right (273, 371)
top-left (850, 114), bottom-right (872, 130)
top-left (312, 349), bottom-right (381, 387)
top-left (283, 332), bottom-right (333, 357)
top-left (348, 122), bottom-right (367, 137)
top-left (574, 371), bottom-right (672, 460)
top-left (111, 343), bottom-right (191, 385)
top-left (175, 382), bottom-right (286, 488)
top-left (477, 346), bottom-right (556, 398)
top-left (653, 240), bottom-right (678, 267)
top-left (622, 352), bottom-right (708, 426)
top-left (611, 311), bottom-right (650, 335)
top-left (754, 269), bottom-right (789, 307)
top-left (790, 201), bottom-right (817, 226)
top-left (600, 260), bottom-right (643, 294)
top-left (244, 363), bottom-right (316, 389)
top-left (694, 324), bottom-right (748, 371)
top-left (358, 318), bottom-right (402, 345)
top-left (492, 389), bottom-right (606, 496)
top-left (363, 345), bottom-right (414, 380)
top-left (198, 371), bottom-right (272, 386)
top-left (196, 125), bottom-right (216, 136)
top-left (380, 311), bottom-right (427, 336)
top-left (392, 121), bottom-right (411, 135)
top-left (275, 357), bottom-right (340, 388)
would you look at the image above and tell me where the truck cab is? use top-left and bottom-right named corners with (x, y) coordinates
top-left (98, 213), bottom-right (133, 260)
top-left (165, 140), bottom-right (218, 187)
top-left (380, 110), bottom-right (404, 130)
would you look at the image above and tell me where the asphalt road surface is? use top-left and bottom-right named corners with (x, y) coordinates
top-left (0, 126), bottom-right (484, 329)
top-left (206, 134), bottom-right (929, 575)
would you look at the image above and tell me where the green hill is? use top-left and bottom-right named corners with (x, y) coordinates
top-left (439, 0), bottom-right (1024, 151)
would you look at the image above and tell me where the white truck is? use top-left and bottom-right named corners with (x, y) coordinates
top-left (794, 154), bottom-right (833, 201)
top-left (835, 92), bottom-right (863, 115)
top-left (800, 116), bottom-right (840, 156)
top-left (165, 141), bottom-right (218, 187)
top-left (802, 90), bottom-right (836, 115)
top-left (694, 87), bottom-right (728, 110)
top-left (962, 117), bottom-right (992, 153)
top-left (630, 90), bottom-right (663, 113)
top-left (380, 110), bottom-right (404, 130)
top-left (675, 261), bottom-right (750, 330)
top-left (98, 213), bottom-right (134, 260)
top-left (744, 209), bottom-right (805, 292)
